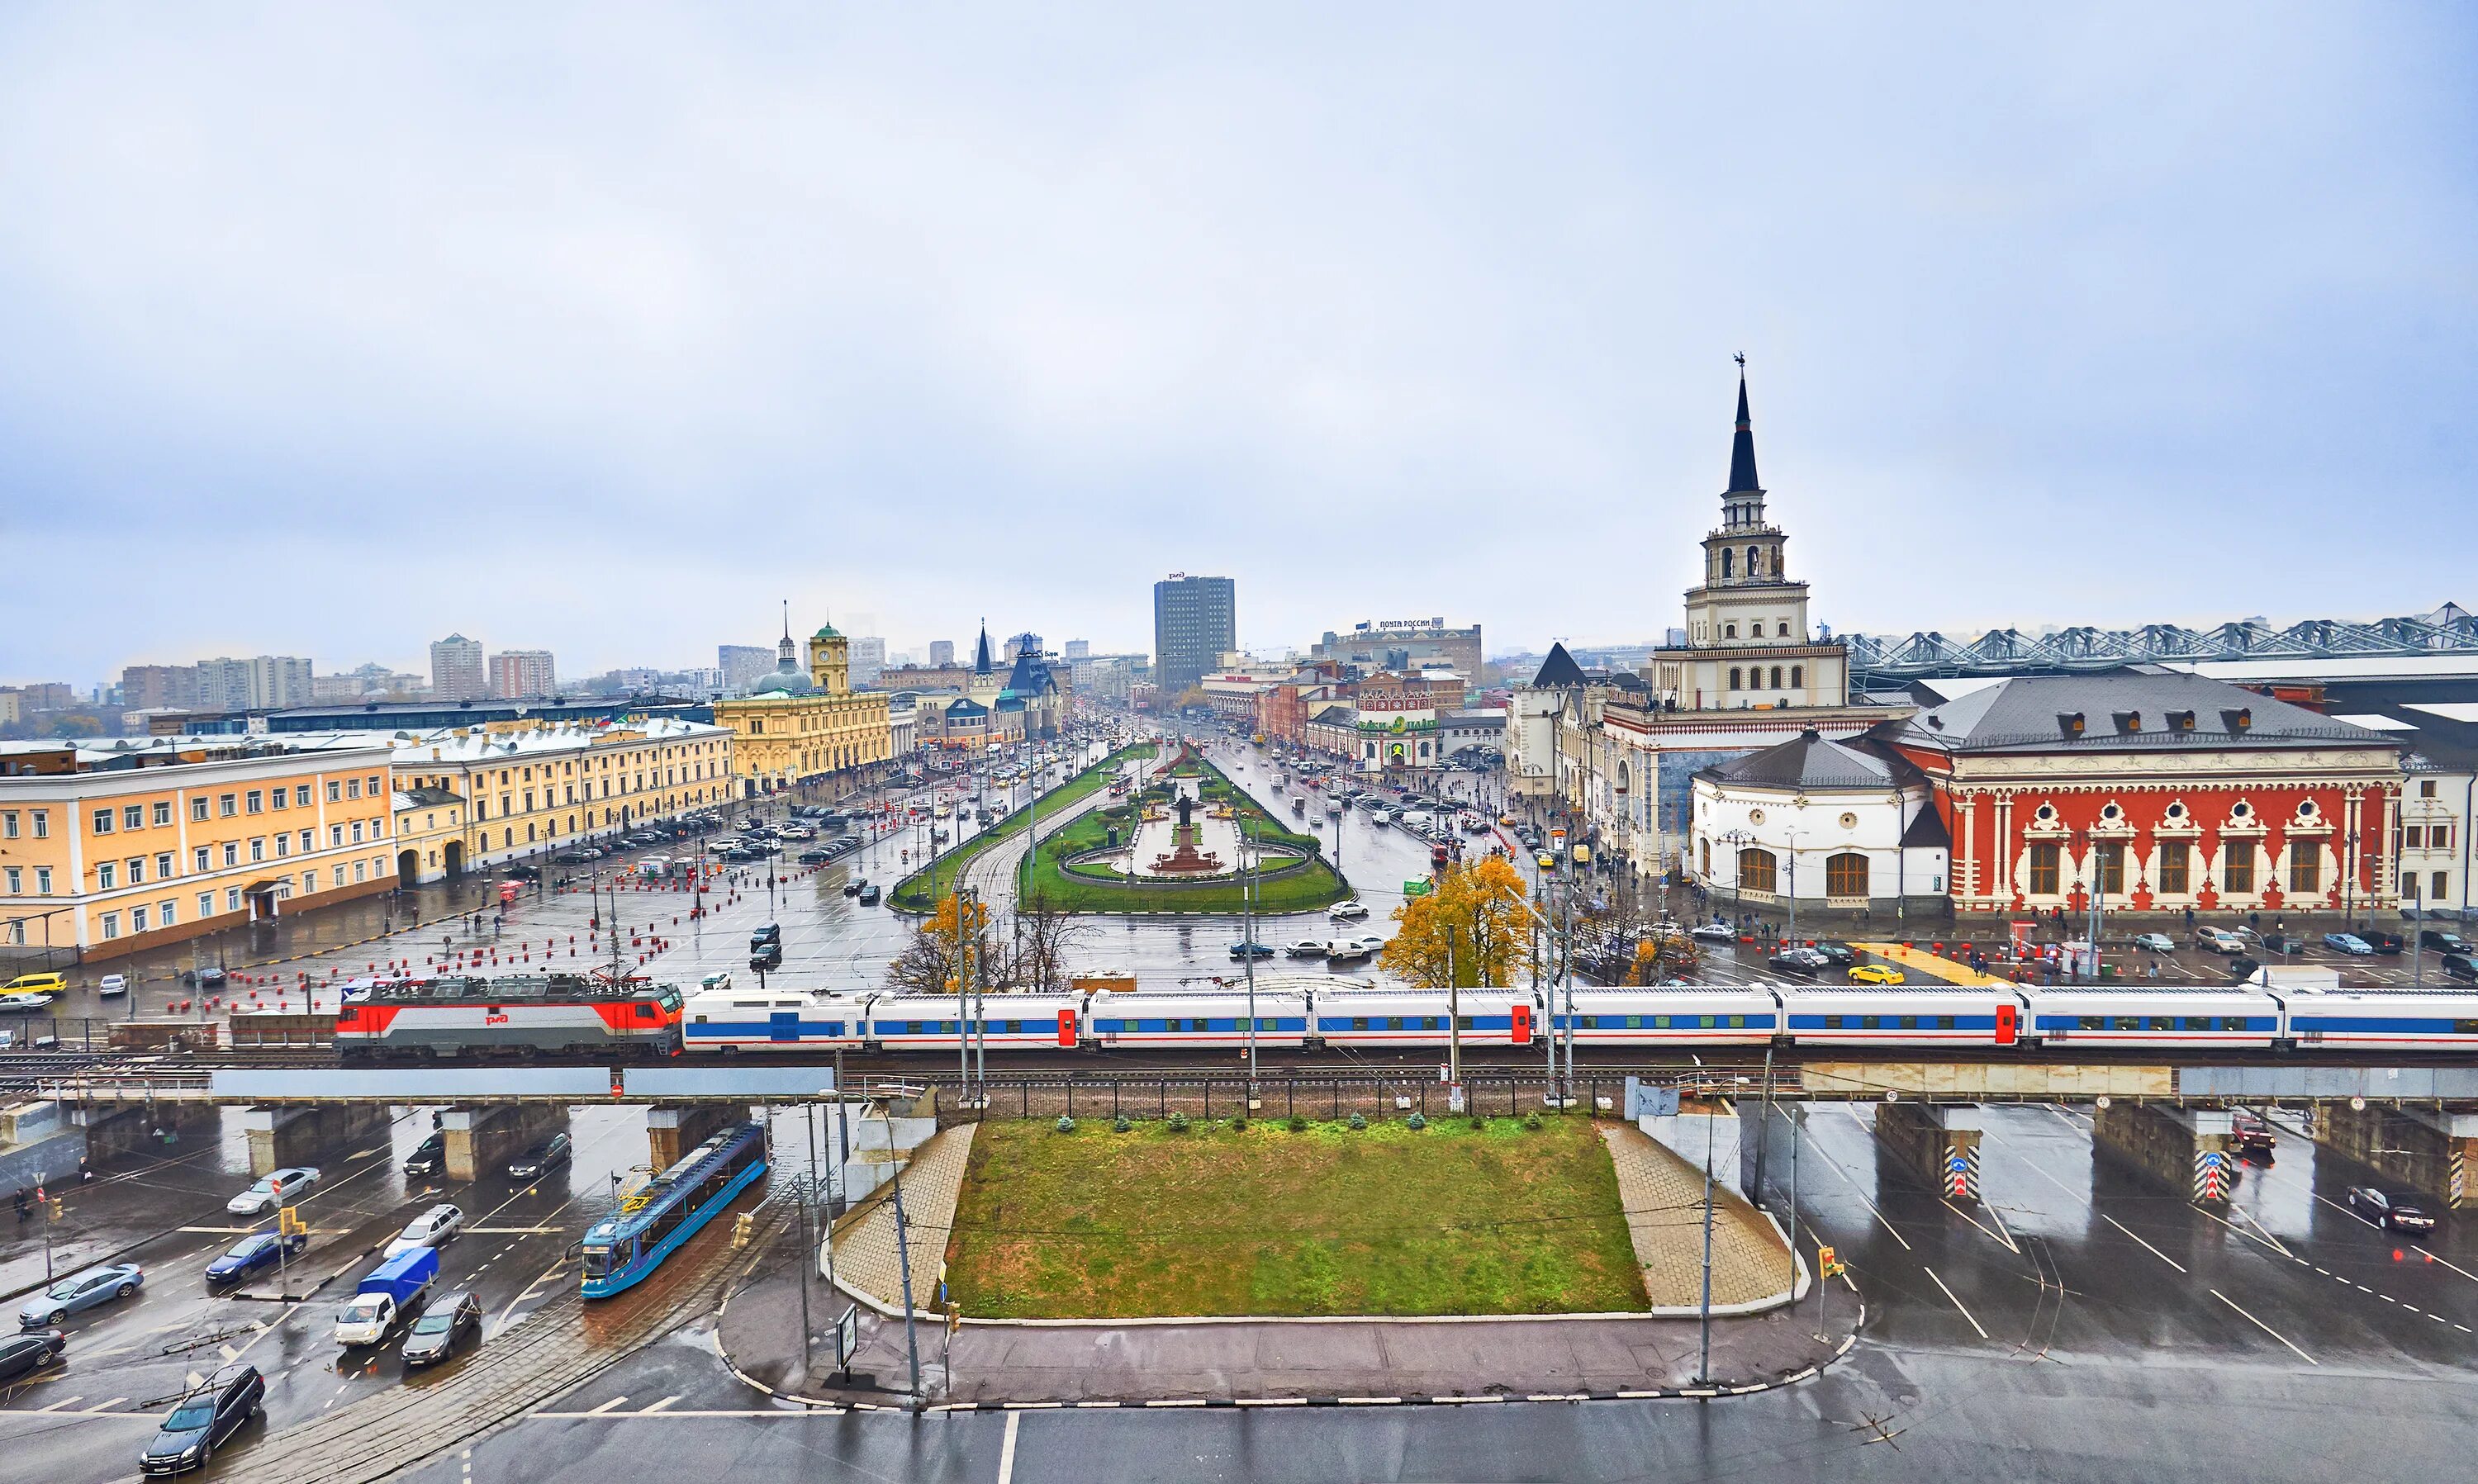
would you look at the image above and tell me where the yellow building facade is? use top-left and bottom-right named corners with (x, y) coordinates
top-left (0, 736), bottom-right (397, 963)
top-left (714, 622), bottom-right (893, 798)
top-left (388, 717), bottom-right (736, 882)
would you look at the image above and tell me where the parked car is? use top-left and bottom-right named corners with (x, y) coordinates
top-left (798, 848), bottom-right (832, 865)
top-left (2347, 1185), bottom-right (2437, 1234)
top-left (97, 973), bottom-right (129, 997)
top-left (502, 864), bottom-right (543, 882)
top-left (385, 1203), bottom-right (465, 1258)
top-left (1, 971), bottom-right (65, 995)
top-left (404, 1131), bottom-right (447, 1178)
top-left (2195, 927), bottom-right (2247, 955)
top-left (1848, 963), bottom-right (1906, 985)
top-left (1327, 901), bottom-right (1370, 922)
top-left (0, 1328), bottom-right (64, 1382)
top-left (842, 879), bottom-right (866, 897)
top-left (18, 1264), bottom-right (144, 1327)
top-left (2131, 932), bottom-right (2176, 954)
top-left (2357, 930), bottom-right (2404, 954)
top-left (507, 1133), bottom-right (571, 1180)
top-left (750, 943), bottom-right (784, 972)
top-left (1769, 947), bottom-right (1831, 975)
top-left (2420, 930), bottom-right (2472, 955)
top-left (2442, 953), bottom-right (2478, 984)
top-left (194, 965), bottom-right (228, 989)
top-left (138, 1363), bottom-right (263, 1475)
top-left (1811, 941), bottom-right (1858, 966)
top-left (749, 923), bottom-right (782, 950)
top-left (2322, 932), bottom-right (2375, 956)
top-left (2259, 933), bottom-right (2306, 956)
top-left (226, 1168), bottom-right (318, 1216)
top-left (2225, 955), bottom-right (2262, 980)
top-left (205, 1232), bottom-right (308, 1287)
top-left (401, 1288), bottom-right (482, 1370)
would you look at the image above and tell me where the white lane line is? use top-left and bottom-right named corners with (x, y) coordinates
top-left (586, 1396), bottom-right (629, 1415)
top-left (1812, 1113), bottom-right (1913, 1252)
top-left (33, 1395), bottom-right (84, 1412)
top-left (86, 1397), bottom-right (129, 1414)
top-left (2211, 1288), bottom-right (2317, 1365)
top-left (1924, 1267), bottom-right (1990, 1339)
top-left (998, 1408), bottom-right (1021, 1484)
top-left (2101, 1214), bottom-right (2188, 1274)
top-left (1940, 1197), bottom-right (2020, 1254)
top-left (642, 1394), bottom-right (682, 1413)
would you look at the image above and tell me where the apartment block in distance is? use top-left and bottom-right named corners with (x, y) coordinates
top-left (488, 650), bottom-right (557, 699)
top-left (430, 634), bottom-right (487, 701)
top-left (0, 735), bottom-right (397, 964)
top-left (1152, 573), bottom-right (1237, 696)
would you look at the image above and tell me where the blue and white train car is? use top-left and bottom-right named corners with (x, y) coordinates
top-left (1309, 989), bottom-right (1535, 1048)
top-left (1776, 985), bottom-right (2023, 1048)
top-left (1084, 989), bottom-right (1312, 1050)
top-left (681, 990), bottom-right (867, 1051)
top-left (2276, 989), bottom-right (2478, 1052)
top-left (1543, 988), bottom-right (1778, 1048)
top-left (858, 993), bottom-right (1085, 1051)
top-left (2020, 987), bottom-right (2281, 1050)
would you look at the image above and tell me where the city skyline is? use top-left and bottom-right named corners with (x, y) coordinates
top-left (3, 7), bottom-right (2471, 683)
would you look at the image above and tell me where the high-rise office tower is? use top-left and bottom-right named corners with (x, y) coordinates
top-left (1151, 574), bottom-right (1236, 696)
top-left (430, 634), bottom-right (487, 700)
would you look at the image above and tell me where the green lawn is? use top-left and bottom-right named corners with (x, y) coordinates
top-left (889, 742), bottom-right (1155, 911)
top-left (1015, 750), bottom-right (1351, 913)
top-left (944, 1117), bottom-right (1647, 1319)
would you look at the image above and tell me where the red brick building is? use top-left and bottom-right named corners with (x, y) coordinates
top-left (1878, 674), bottom-right (2404, 917)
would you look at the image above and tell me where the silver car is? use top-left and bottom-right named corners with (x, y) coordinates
top-left (19, 1263), bottom-right (144, 1327)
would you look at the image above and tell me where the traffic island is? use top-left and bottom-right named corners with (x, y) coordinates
top-left (714, 1114), bottom-right (1850, 1408)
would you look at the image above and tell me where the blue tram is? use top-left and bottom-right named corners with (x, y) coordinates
top-left (580, 1121), bottom-right (769, 1298)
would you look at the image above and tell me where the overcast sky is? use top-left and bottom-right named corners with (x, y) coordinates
top-left (3, 4), bottom-right (2472, 686)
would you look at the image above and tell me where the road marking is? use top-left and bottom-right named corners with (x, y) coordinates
top-left (2101, 1214), bottom-right (2187, 1274)
top-left (33, 1395), bottom-right (83, 1412)
top-left (1813, 1112), bottom-right (1912, 1251)
top-left (998, 1409), bottom-right (1021, 1484)
top-left (88, 1397), bottom-right (128, 1413)
top-left (2211, 1288), bottom-right (2317, 1365)
top-left (643, 1394), bottom-right (681, 1413)
top-left (1940, 1197), bottom-right (2020, 1254)
top-left (1924, 1267), bottom-right (1989, 1339)
top-left (586, 1396), bottom-right (629, 1415)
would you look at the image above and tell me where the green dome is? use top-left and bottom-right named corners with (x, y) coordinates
top-left (813, 623), bottom-right (842, 639)
top-left (752, 666), bottom-right (815, 696)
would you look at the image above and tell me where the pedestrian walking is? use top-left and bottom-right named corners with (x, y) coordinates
top-left (12, 1188), bottom-right (28, 1224)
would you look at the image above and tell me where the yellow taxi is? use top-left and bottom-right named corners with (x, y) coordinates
top-left (1847, 963), bottom-right (1905, 985)
top-left (1535, 851), bottom-right (1558, 871)
top-left (2, 972), bottom-right (66, 995)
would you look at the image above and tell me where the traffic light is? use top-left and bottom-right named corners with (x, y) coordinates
top-left (732, 1212), bottom-right (755, 1248)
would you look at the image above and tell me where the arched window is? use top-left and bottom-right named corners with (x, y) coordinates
top-left (1770, 665), bottom-right (1783, 690)
top-left (1747, 545), bottom-right (1763, 576)
top-left (1737, 847), bottom-right (1778, 894)
top-left (1724, 623), bottom-right (1737, 638)
top-left (1700, 838), bottom-right (1711, 876)
top-left (1778, 622), bottom-right (1790, 638)
top-left (1825, 852), bottom-right (1868, 897)
top-left (1790, 666), bottom-right (1803, 689)
top-left (1729, 667), bottom-right (1741, 690)
top-left (1720, 548), bottom-right (1735, 579)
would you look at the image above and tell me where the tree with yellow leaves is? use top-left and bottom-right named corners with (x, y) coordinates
top-left (885, 891), bottom-right (993, 993)
top-left (1378, 855), bottom-right (1531, 988)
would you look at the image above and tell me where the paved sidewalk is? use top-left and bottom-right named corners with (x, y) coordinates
top-left (1849, 940), bottom-right (2014, 987)
top-left (1601, 1124), bottom-right (1797, 1310)
top-left (826, 1124), bottom-right (976, 1316)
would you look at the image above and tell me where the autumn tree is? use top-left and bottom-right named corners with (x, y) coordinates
top-left (1378, 855), bottom-right (1532, 988)
top-left (884, 892), bottom-right (994, 994)
top-left (999, 891), bottom-right (1095, 994)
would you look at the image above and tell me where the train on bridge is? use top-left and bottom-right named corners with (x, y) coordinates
top-left (312, 970), bottom-right (2478, 1062)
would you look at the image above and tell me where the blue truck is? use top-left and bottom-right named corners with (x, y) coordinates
top-left (334, 1246), bottom-right (438, 1347)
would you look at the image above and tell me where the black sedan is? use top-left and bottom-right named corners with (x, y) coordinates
top-left (403, 1131), bottom-right (446, 1178)
top-left (1768, 947), bottom-right (1830, 975)
top-left (0, 1329), bottom-right (64, 1382)
top-left (2347, 1186), bottom-right (2438, 1234)
top-left (401, 1289), bottom-right (482, 1368)
top-left (507, 1133), bottom-right (572, 1181)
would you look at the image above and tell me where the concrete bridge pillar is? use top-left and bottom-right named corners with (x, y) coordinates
top-left (440, 1104), bottom-right (570, 1183)
top-left (242, 1103), bottom-right (387, 1177)
top-left (1872, 1102), bottom-right (1986, 1203)
top-left (648, 1103), bottom-right (746, 1169)
top-left (2093, 1102), bottom-right (2234, 1205)
top-left (2306, 1103), bottom-right (2478, 1209)
top-left (70, 1102), bottom-right (220, 1167)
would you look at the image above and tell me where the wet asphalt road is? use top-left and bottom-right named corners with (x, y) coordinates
top-left (321, 1097), bottom-right (2478, 1482)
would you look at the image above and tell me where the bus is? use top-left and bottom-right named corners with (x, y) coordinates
top-left (578, 1121), bottom-right (769, 1298)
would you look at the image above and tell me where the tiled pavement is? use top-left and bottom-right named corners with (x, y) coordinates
top-left (1601, 1123), bottom-right (1797, 1310)
top-left (828, 1124), bottom-right (976, 1315)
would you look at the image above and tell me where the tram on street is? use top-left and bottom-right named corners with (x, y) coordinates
top-left (578, 1121), bottom-right (769, 1298)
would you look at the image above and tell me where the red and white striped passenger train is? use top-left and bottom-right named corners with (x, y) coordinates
top-left (335, 974), bottom-right (684, 1060)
